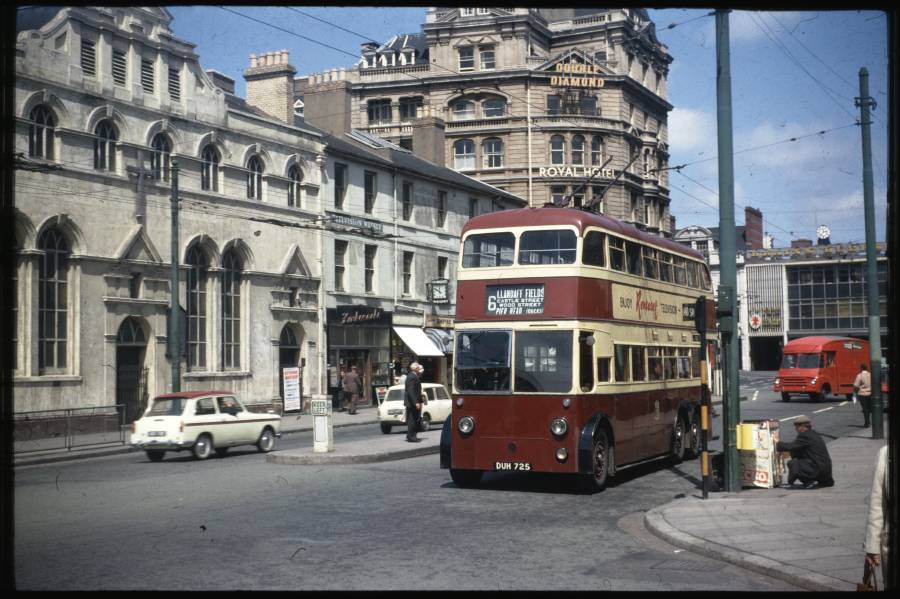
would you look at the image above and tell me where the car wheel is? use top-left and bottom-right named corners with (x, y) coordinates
top-left (380, 422), bottom-right (392, 434)
top-left (215, 447), bottom-right (229, 457)
top-left (146, 450), bottom-right (165, 462)
top-left (256, 428), bottom-right (275, 453)
top-left (450, 468), bottom-right (482, 488)
top-left (781, 392), bottom-right (791, 402)
top-left (809, 392), bottom-right (822, 402)
top-left (420, 413), bottom-right (431, 432)
top-left (671, 416), bottom-right (686, 464)
top-left (193, 434), bottom-right (212, 460)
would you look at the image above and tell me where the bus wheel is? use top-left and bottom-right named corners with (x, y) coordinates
top-left (684, 416), bottom-right (700, 460)
top-left (781, 392), bottom-right (791, 402)
top-left (584, 429), bottom-right (611, 492)
top-left (671, 417), bottom-right (686, 464)
top-left (450, 469), bottom-right (482, 488)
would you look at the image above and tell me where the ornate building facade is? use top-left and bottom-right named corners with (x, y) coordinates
top-left (298, 7), bottom-right (675, 235)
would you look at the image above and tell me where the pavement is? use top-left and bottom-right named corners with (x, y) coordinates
top-left (12, 403), bottom-right (886, 592)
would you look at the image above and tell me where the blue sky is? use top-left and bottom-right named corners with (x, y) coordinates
top-left (169, 6), bottom-right (889, 246)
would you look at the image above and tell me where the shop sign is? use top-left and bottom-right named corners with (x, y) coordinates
top-left (749, 313), bottom-right (762, 330)
top-left (550, 63), bottom-right (605, 88)
top-left (485, 284), bottom-right (544, 316)
top-left (612, 283), bottom-right (683, 325)
top-left (328, 306), bottom-right (391, 326)
top-left (537, 165), bottom-right (616, 178)
top-left (326, 211), bottom-right (384, 234)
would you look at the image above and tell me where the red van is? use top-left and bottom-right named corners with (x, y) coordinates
top-left (773, 336), bottom-right (869, 402)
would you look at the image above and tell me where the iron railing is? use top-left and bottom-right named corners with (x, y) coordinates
top-left (13, 404), bottom-right (127, 454)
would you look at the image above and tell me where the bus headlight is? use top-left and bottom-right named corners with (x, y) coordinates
top-left (458, 416), bottom-right (475, 435)
top-left (550, 417), bottom-right (568, 436)
top-left (556, 448), bottom-right (568, 462)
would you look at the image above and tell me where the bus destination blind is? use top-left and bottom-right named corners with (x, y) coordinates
top-left (485, 284), bottom-right (545, 316)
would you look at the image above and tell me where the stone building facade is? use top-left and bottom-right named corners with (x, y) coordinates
top-left (297, 7), bottom-right (675, 236)
top-left (13, 6), bottom-right (524, 421)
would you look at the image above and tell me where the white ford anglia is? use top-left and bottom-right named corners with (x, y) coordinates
top-left (131, 391), bottom-right (282, 462)
top-left (377, 382), bottom-right (452, 434)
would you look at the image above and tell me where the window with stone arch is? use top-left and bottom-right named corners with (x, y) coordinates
top-left (186, 244), bottom-right (209, 370)
top-left (591, 135), bottom-right (604, 165)
top-left (571, 135), bottom-right (585, 166)
top-left (287, 164), bottom-right (303, 208)
top-left (37, 227), bottom-right (70, 372)
top-left (454, 139), bottom-right (475, 170)
top-left (200, 144), bottom-right (220, 192)
top-left (247, 155), bottom-right (264, 200)
top-left (93, 119), bottom-right (117, 171)
top-left (150, 133), bottom-right (172, 181)
top-left (221, 249), bottom-right (242, 370)
top-left (29, 105), bottom-right (56, 160)
top-left (550, 135), bottom-right (565, 165)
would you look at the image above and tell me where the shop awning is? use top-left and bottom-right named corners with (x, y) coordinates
top-left (425, 328), bottom-right (454, 354)
top-left (393, 326), bottom-right (444, 357)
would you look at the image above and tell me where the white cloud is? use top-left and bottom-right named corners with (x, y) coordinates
top-left (668, 107), bottom-right (716, 155)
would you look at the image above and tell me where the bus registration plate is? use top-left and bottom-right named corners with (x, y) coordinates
top-left (494, 461), bottom-right (532, 471)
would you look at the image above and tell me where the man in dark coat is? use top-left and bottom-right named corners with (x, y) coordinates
top-left (342, 365), bottom-right (362, 415)
top-left (404, 362), bottom-right (424, 442)
top-left (776, 415), bottom-right (834, 488)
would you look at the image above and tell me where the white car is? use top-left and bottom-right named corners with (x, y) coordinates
top-left (131, 390), bottom-right (282, 462)
top-left (377, 382), bottom-right (452, 434)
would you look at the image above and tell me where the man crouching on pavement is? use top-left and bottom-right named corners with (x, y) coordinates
top-left (776, 415), bottom-right (835, 489)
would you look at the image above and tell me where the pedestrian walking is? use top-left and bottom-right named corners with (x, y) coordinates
top-left (342, 365), bottom-right (362, 415)
top-left (775, 415), bottom-right (834, 489)
top-left (404, 362), bottom-right (424, 442)
top-left (853, 363), bottom-right (873, 427)
top-left (862, 444), bottom-right (889, 589)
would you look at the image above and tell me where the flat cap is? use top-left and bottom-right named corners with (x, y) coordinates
top-left (794, 415), bottom-right (811, 425)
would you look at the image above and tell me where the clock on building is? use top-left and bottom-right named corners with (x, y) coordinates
top-left (816, 225), bottom-right (831, 240)
top-left (428, 279), bottom-right (450, 304)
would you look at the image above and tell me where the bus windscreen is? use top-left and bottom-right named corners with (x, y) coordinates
top-left (455, 330), bottom-right (511, 391)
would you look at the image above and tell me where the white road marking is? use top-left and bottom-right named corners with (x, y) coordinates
top-left (813, 407), bottom-right (834, 414)
top-left (752, 391), bottom-right (758, 402)
top-left (779, 415), bottom-right (806, 422)
top-left (838, 401), bottom-right (848, 406)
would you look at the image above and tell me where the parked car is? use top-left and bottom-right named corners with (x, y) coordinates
top-left (377, 382), bottom-right (452, 434)
top-left (131, 390), bottom-right (282, 461)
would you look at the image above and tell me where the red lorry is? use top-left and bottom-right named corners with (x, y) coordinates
top-left (773, 336), bottom-right (869, 402)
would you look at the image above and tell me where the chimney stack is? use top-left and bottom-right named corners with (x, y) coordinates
top-left (243, 49), bottom-right (297, 125)
top-left (744, 206), bottom-right (763, 250)
top-left (303, 69), bottom-right (352, 136)
top-left (411, 111), bottom-right (446, 165)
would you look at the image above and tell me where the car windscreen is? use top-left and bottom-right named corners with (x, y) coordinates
top-left (455, 330), bottom-right (511, 392)
top-left (148, 398), bottom-right (186, 416)
top-left (385, 389), bottom-right (405, 402)
top-left (782, 353), bottom-right (819, 369)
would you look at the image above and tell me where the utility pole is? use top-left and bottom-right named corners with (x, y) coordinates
top-left (715, 9), bottom-right (741, 492)
top-left (168, 160), bottom-right (181, 393)
top-left (855, 67), bottom-right (883, 438)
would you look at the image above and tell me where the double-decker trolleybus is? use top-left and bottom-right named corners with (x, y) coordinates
top-left (440, 207), bottom-right (716, 490)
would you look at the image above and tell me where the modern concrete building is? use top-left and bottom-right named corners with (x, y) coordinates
top-left (297, 7), bottom-right (676, 235)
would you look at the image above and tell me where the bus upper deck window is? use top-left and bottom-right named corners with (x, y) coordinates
top-left (700, 265), bottom-right (712, 290)
top-left (519, 229), bottom-right (577, 265)
top-left (673, 256), bottom-right (687, 286)
top-left (609, 237), bottom-right (625, 271)
top-left (462, 232), bottom-right (515, 268)
top-left (625, 241), bottom-right (642, 276)
top-left (583, 231), bottom-right (606, 267)
top-left (686, 261), bottom-right (699, 288)
top-left (659, 252), bottom-right (674, 282)
top-left (642, 247), bottom-right (659, 280)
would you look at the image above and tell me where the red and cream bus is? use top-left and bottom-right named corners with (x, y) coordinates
top-left (440, 207), bottom-right (716, 490)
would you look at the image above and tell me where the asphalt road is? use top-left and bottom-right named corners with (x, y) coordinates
top-left (14, 372), bottom-right (864, 591)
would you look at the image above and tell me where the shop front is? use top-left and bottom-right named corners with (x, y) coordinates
top-left (326, 305), bottom-right (392, 409)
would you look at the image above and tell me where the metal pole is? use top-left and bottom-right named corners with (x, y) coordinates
top-left (856, 67), bottom-right (883, 438)
top-left (169, 160), bottom-right (181, 393)
top-left (715, 10), bottom-right (741, 492)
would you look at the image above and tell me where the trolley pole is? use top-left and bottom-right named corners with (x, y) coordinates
top-left (855, 68), bottom-right (883, 439)
top-left (168, 160), bottom-right (181, 393)
top-left (715, 9), bottom-right (741, 492)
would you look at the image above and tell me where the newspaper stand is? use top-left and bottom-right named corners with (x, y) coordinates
top-left (735, 419), bottom-right (786, 488)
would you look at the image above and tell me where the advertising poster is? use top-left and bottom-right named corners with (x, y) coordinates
top-left (282, 367), bottom-right (301, 412)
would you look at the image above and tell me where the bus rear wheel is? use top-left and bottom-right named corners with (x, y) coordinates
top-left (684, 416), bottom-right (700, 460)
top-left (671, 416), bottom-right (686, 464)
top-left (450, 468), bottom-right (482, 488)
